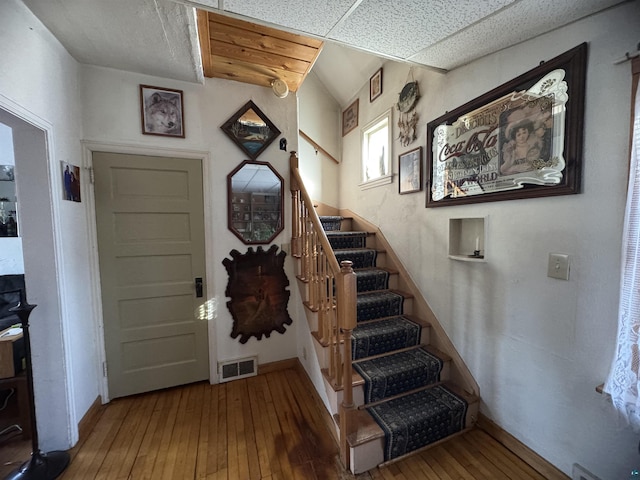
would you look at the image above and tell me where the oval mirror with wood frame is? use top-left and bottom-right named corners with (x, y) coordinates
top-left (227, 160), bottom-right (284, 244)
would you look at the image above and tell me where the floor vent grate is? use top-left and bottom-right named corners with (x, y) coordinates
top-left (218, 356), bottom-right (257, 383)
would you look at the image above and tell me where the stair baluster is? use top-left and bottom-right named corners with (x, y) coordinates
top-left (290, 151), bottom-right (354, 469)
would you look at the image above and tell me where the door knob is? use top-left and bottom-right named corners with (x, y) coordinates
top-left (195, 277), bottom-right (203, 298)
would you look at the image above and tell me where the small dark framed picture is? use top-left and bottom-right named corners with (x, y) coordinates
top-left (342, 99), bottom-right (359, 136)
top-left (398, 146), bottom-right (422, 194)
top-left (61, 161), bottom-right (81, 202)
top-left (140, 84), bottom-right (185, 138)
top-left (220, 100), bottom-right (281, 160)
top-left (370, 68), bottom-right (383, 102)
top-left (0, 165), bottom-right (14, 182)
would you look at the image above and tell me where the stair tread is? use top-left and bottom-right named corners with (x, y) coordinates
top-left (399, 314), bottom-right (430, 328)
top-left (353, 344), bottom-right (436, 365)
top-left (353, 344), bottom-right (446, 403)
top-left (365, 381), bottom-right (478, 410)
top-left (352, 316), bottom-right (422, 360)
top-left (321, 367), bottom-right (364, 391)
top-left (325, 231), bottom-right (373, 236)
top-left (356, 314), bottom-right (429, 328)
top-left (334, 247), bottom-right (380, 253)
top-left (346, 381), bottom-right (476, 448)
top-left (357, 288), bottom-right (413, 299)
top-left (345, 409), bottom-right (385, 446)
top-left (354, 267), bottom-right (398, 277)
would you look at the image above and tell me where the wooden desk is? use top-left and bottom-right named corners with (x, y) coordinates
top-left (0, 371), bottom-right (31, 439)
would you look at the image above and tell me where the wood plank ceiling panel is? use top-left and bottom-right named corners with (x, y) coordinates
top-left (197, 10), bottom-right (323, 93)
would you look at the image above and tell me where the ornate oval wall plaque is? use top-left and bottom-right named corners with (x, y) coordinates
top-left (222, 245), bottom-right (292, 344)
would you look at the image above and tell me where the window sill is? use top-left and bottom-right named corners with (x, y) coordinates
top-left (359, 174), bottom-right (393, 190)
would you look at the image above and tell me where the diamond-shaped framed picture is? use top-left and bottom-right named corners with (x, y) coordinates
top-left (221, 101), bottom-right (281, 160)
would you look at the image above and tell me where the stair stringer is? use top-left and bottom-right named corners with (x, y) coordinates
top-left (338, 208), bottom-right (480, 400)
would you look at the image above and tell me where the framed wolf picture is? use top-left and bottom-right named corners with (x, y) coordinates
top-left (140, 84), bottom-right (185, 138)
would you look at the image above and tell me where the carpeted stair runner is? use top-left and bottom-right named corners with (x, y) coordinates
top-left (320, 216), bottom-right (343, 231)
top-left (317, 216), bottom-right (469, 465)
top-left (326, 231), bottom-right (367, 250)
top-left (357, 291), bottom-right (404, 321)
top-left (355, 268), bottom-right (389, 292)
top-left (333, 268), bottom-right (390, 296)
top-left (335, 248), bottom-right (377, 269)
top-left (352, 316), bottom-right (421, 360)
top-left (353, 346), bottom-right (443, 403)
top-left (366, 384), bottom-right (468, 461)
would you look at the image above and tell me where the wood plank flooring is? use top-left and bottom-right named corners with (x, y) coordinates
top-left (0, 364), bottom-right (551, 479)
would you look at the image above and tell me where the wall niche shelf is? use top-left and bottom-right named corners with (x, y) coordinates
top-left (448, 217), bottom-right (486, 262)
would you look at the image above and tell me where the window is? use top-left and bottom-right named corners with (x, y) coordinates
top-left (604, 56), bottom-right (640, 428)
top-left (360, 108), bottom-right (392, 189)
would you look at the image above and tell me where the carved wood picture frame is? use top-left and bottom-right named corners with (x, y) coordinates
top-left (222, 245), bottom-right (292, 344)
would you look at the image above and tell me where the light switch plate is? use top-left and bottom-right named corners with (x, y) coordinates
top-left (548, 253), bottom-right (570, 280)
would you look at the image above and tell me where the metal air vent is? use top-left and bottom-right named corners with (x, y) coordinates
top-left (218, 356), bottom-right (257, 383)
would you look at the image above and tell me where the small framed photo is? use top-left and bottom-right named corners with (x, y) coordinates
top-left (140, 84), bottom-right (185, 138)
top-left (342, 99), bottom-right (359, 137)
top-left (0, 165), bottom-right (14, 182)
top-left (370, 68), bottom-right (383, 102)
top-left (61, 161), bottom-right (81, 202)
top-left (220, 100), bottom-right (281, 160)
top-left (398, 146), bottom-right (422, 194)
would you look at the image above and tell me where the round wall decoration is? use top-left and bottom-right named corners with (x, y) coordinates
top-left (397, 81), bottom-right (420, 113)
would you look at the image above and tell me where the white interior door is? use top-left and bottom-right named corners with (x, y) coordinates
top-left (93, 152), bottom-right (209, 399)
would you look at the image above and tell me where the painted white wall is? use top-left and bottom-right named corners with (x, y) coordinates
top-left (337, 3), bottom-right (640, 478)
top-left (80, 66), bottom-right (301, 383)
top-left (0, 0), bottom-right (98, 451)
top-left (298, 71), bottom-right (341, 207)
top-left (0, 121), bottom-right (24, 274)
top-left (295, 71), bottom-right (344, 411)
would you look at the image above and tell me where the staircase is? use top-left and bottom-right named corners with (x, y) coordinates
top-left (319, 215), bottom-right (478, 473)
top-left (289, 152), bottom-right (479, 474)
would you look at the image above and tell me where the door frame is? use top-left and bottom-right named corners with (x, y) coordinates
top-left (82, 141), bottom-right (216, 403)
top-left (0, 94), bottom-right (78, 446)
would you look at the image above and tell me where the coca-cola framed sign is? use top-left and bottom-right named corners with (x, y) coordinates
top-left (426, 43), bottom-right (586, 207)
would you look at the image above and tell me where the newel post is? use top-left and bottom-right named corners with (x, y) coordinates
top-left (338, 260), bottom-right (357, 469)
top-left (289, 151), bottom-right (299, 190)
top-left (289, 151), bottom-right (301, 257)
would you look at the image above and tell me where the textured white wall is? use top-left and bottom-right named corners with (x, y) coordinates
top-left (338, 3), bottom-right (640, 478)
top-left (0, 0), bottom-right (97, 451)
top-left (81, 66), bottom-right (301, 381)
top-left (298, 71), bottom-right (341, 207)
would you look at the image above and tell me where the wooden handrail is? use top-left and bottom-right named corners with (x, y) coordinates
top-left (299, 130), bottom-right (340, 164)
top-left (290, 153), bottom-right (340, 273)
top-left (289, 151), bottom-right (356, 469)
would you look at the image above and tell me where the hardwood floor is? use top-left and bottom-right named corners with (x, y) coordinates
top-left (0, 364), bottom-right (552, 479)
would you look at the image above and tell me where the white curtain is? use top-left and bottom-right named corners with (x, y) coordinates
top-left (605, 78), bottom-right (640, 430)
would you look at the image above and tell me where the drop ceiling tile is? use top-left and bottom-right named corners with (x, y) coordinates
top-left (223, 0), bottom-right (355, 37)
top-left (195, 0), bottom-right (219, 7)
top-left (408, 0), bottom-right (627, 69)
top-left (23, 0), bottom-right (200, 82)
top-left (328, 0), bottom-right (515, 59)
